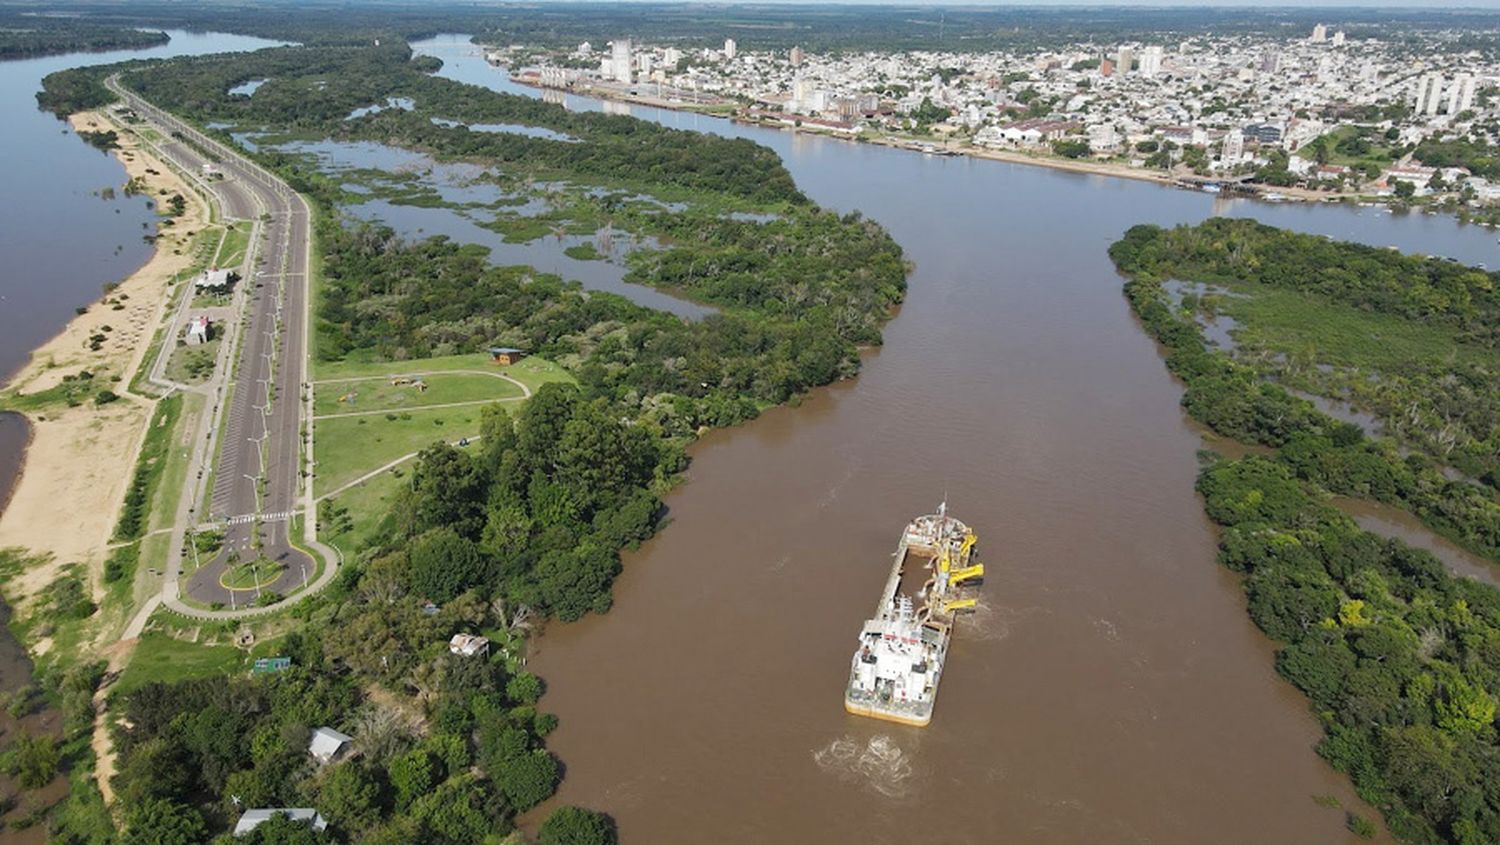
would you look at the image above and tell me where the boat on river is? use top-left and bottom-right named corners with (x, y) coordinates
top-left (845, 504), bottom-right (981, 727)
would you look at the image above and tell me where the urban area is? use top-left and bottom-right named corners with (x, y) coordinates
top-left (508, 23), bottom-right (1500, 211)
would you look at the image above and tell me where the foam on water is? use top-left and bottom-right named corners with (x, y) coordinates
top-left (813, 734), bottom-right (916, 798)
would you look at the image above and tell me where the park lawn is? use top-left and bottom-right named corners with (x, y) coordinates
top-left (1214, 281), bottom-right (1497, 375)
top-left (164, 339), bottom-right (219, 384)
top-left (314, 352), bottom-right (573, 395)
top-left (114, 632), bottom-right (246, 696)
top-left (214, 223), bottom-right (252, 270)
top-left (313, 371), bottom-right (524, 417)
top-left (1296, 125), bottom-right (1399, 172)
top-left (146, 392), bottom-right (203, 534)
top-left (314, 404), bottom-right (490, 498)
top-left (322, 469), bottom-right (404, 557)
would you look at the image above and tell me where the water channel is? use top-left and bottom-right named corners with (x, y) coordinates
top-left (409, 34), bottom-right (1500, 843)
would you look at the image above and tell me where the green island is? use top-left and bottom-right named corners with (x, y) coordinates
top-left (1, 33), bottom-right (906, 845)
top-left (1112, 217), bottom-right (1500, 844)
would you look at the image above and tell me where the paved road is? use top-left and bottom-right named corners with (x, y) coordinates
top-left (107, 77), bottom-right (338, 619)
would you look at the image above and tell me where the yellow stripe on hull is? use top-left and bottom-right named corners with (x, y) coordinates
top-left (844, 699), bottom-right (932, 727)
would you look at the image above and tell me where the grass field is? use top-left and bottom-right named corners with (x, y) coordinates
top-left (311, 354), bottom-right (572, 497)
top-left (114, 632), bottom-right (245, 696)
top-left (146, 392), bottom-right (203, 536)
top-left (315, 404), bottom-right (488, 497)
top-left (313, 352), bottom-right (572, 392)
top-left (164, 339), bottom-right (219, 384)
top-left (1214, 281), bottom-right (1494, 374)
top-left (213, 223), bottom-right (252, 270)
top-left (313, 371), bottom-right (523, 417)
top-left (322, 469), bottom-right (404, 556)
top-left (1295, 125), bottom-right (1398, 172)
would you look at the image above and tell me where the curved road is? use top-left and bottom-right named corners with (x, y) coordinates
top-left (107, 77), bottom-right (338, 622)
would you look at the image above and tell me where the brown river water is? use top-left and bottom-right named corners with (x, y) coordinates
top-left (398, 35), bottom-right (1500, 843)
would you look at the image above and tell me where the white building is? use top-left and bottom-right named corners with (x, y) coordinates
top-left (1222, 130), bottom-right (1245, 162)
top-left (1311, 24), bottom-right (1327, 43)
top-left (308, 727), bottom-right (353, 765)
top-left (1449, 73), bottom-right (1477, 115)
top-left (449, 633), bottom-right (490, 657)
top-left (185, 315), bottom-right (210, 346)
top-left (195, 267), bottom-right (232, 292)
top-left (1116, 46), bottom-right (1134, 75)
top-left (610, 39), bottom-right (633, 84)
top-left (724, 38), bottom-right (737, 60)
top-left (234, 810), bottom-right (328, 837)
top-left (1331, 31), bottom-right (1346, 47)
top-left (1138, 46), bottom-right (1164, 79)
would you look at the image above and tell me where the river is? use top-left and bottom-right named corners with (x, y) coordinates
top-left (405, 35), bottom-right (1500, 843)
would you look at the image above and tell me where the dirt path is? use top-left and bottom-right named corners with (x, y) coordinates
top-left (89, 638), bottom-right (139, 807)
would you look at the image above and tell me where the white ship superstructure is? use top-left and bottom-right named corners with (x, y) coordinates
top-left (845, 504), bottom-right (981, 727)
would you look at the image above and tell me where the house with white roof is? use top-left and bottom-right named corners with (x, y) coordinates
top-left (233, 809), bottom-right (328, 837)
top-left (308, 727), bottom-right (353, 765)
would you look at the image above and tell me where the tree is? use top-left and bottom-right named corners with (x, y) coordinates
top-left (539, 806), bottom-right (618, 845)
top-left (1393, 179), bottom-right (1416, 200)
top-left (408, 527), bottom-right (489, 603)
top-left (120, 798), bottom-right (208, 845)
top-left (388, 748), bottom-right (438, 811)
top-left (6, 733), bottom-right (59, 788)
top-left (317, 762), bottom-right (381, 834)
top-left (488, 749), bottom-right (560, 812)
top-left (401, 443), bottom-right (488, 539)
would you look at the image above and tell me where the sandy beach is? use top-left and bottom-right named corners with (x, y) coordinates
top-left (0, 109), bottom-right (207, 603)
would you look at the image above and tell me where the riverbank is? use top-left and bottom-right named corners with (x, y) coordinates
top-left (0, 108), bottom-right (205, 612)
top-left (515, 76), bottom-right (1344, 204)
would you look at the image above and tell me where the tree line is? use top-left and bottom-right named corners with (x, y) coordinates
top-left (1111, 217), bottom-right (1500, 491)
top-left (1112, 220), bottom-right (1500, 844)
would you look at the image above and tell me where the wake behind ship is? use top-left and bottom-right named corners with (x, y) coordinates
top-left (845, 504), bottom-right (981, 727)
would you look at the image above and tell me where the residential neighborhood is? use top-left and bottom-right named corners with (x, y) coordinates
top-left (504, 23), bottom-right (1500, 213)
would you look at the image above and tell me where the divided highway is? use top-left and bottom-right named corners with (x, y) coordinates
top-left (106, 76), bottom-right (336, 620)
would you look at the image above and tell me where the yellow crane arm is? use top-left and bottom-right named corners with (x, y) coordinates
top-left (948, 564), bottom-right (984, 585)
top-left (942, 598), bottom-right (978, 613)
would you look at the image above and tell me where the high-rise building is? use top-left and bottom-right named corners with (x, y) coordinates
top-left (1116, 46), bottom-right (1134, 75)
top-left (790, 46), bottom-right (804, 67)
top-left (1413, 74), bottom-right (1432, 114)
top-left (1222, 130), bottom-right (1245, 162)
top-left (1311, 24), bottom-right (1327, 43)
top-left (1138, 45), bottom-right (1164, 78)
top-left (611, 39), bottom-right (633, 84)
top-left (1260, 52), bottom-right (1281, 74)
top-left (1425, 74), bottom-right (1444, 116)
top-left (1099, 58), bottom-right (1115, 78)
top-left (1448, 73), bottom-right (1477, 115)
top-left (663, 47), bottom-right (682, 67)
top-left (724, 38), bottom-right (737, 60)
top-left (1331, 31), bottom-right (1346, 47)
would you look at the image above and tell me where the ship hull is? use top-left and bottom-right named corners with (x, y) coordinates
top-left (843, 695), bottom-right (934, 727)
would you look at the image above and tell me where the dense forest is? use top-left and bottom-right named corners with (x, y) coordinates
top-left (1111, 217), bottom-right (1500, 490)
top-left (0, 17), bottom-right (166, 60)
top-left (1112, 221), bottom-right (1500, 844)
top-left (105, 43), bottom-right (802, 205)
top-left (106, 597), bottom-right (611, 844)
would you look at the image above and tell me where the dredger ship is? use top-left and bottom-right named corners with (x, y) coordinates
top-left (844, 503), bottom-right (980, 727)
